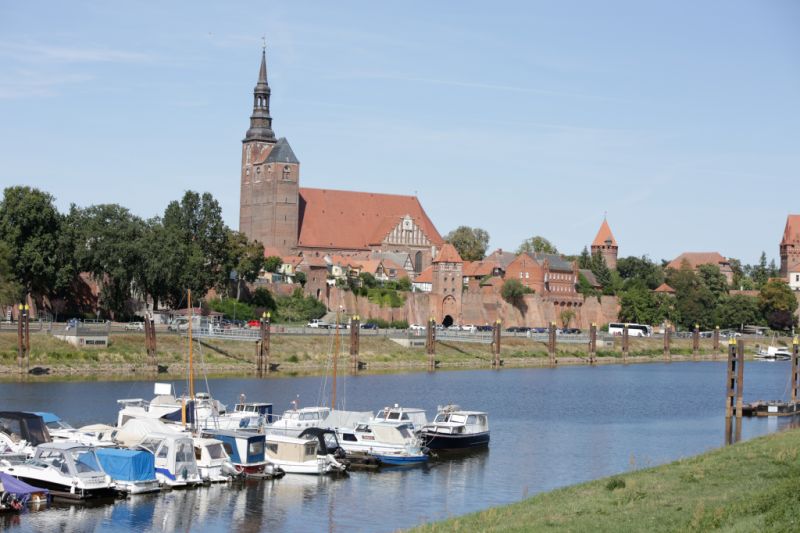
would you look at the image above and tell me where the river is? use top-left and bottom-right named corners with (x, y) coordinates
top-left (0, 361), bottom-right (796, 532)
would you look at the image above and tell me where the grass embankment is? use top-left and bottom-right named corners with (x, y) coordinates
top-left (413, 428), bottom-right (800, 533)
top-left (0, 331), bottom-right (781, 379)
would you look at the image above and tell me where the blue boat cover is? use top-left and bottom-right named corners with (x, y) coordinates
top-left (32, 412), bottom-right (59, 424)
top-left (0, 471), bottom-right (49, 504)
top-left (96, 448), bottom-right (156, 482)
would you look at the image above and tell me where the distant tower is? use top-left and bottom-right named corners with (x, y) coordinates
top-left (591, 218), bottom-right (618, 270)
top-left (431, 244), bottom-right (463, 326)
top-left (780, 215), bottom-right (800, 290)
top-left (239, 48), bottom-right (300, 254)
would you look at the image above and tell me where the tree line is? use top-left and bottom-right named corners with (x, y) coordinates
top-left (0, 186), bottom-right (266, 320)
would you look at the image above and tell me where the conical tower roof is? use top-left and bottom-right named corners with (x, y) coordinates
top-left (781, 215), bottom-right (800, 245)
top-left (592, 219), bottom-right (617, 247)
top-left (433, 243), bottom-right (463, 263)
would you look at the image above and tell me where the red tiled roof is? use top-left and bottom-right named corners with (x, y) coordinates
top-left (433, 243), bottom-right (463, 263)
top-left (300, 255), bottom-right (328, 268)
top-left (782, 215), bottom-right (800, 245)
top-left (463, 260), bottom-right (494, 277)
top-left (653, 282), bottom-right (676, 293)
top-left (667, 252), bottom-right (728, 271)
top-left (297, 188), bottom-right (443, 250)
top-left (592, 219), bottom-right (617, 247)
top-left (414, 266), bottom-right (433, 284)
top-left (282, 256), bottom-right (303, 267)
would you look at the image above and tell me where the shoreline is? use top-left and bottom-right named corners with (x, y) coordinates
top-left (411, 427), bottom-right (800, 532)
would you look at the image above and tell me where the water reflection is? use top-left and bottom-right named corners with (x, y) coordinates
top-left (2, 362), bottom-right (799, 532)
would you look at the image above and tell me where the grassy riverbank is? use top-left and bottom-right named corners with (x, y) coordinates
top-left (413, 428), bottom-right (800, 532)
top-left (0, 330), bottom-right (779, 380)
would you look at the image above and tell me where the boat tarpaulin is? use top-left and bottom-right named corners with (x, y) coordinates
top-left (96, 448), bottom-right (156, 482)
top-left (0, 472), bottom-right (49, 504)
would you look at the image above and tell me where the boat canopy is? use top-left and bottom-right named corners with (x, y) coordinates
top-left (95, 448), bottom-right (156, 482)
top-left (31, 412), bottom-right (60, 425)
top-left (115, 418), bottom-right (183, 448)
top-left (202, 430), bottom-right (265, 464)
top-left (0, 471), bottom-right (49, 505)
top-left (298, 428), bottom-right (341, 455)
top-left (265, 435), bottom-right (318, 463)
top-left (0, 411), bottom-right (51, 446)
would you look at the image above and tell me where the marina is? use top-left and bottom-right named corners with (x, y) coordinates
top-left (0, 361), bottom-right (799, 532)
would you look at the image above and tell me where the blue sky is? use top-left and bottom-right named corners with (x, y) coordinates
top-left (1, 1), bottom-right (798, 265)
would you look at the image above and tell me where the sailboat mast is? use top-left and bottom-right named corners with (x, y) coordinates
top-left (332, 308), bottom-right (339, 411)
top-left (188, 289), bottom-right (194, 398)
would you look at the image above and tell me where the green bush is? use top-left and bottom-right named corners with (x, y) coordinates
top-left (367, 288), bottom-right (406, 308)
top-left (390, 320), bottom-right (409, 329)
top-left (366, 318), bottom-right (389, 328)
top-left (275, 288), bottom-right (327, 323)
top-left (207, 298), bottom-right (256, 321)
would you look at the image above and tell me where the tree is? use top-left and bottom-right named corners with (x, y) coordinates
top-left (250, 287), bottom-right (277, 312)
top-left (666, 262), bottom-right (717, 329)
top-left (263, 256), bottom-right (282, 273)
top-left (715, 295), bottom-right (762, 329)
top-left (750, 252), bottom-right (769, 288)
top-left (396, 276), bottom-right (412, 292)
top-left (517, 236), bottom-right (558, 255)
top-left (576, 272), bottom-right (599, 297)
top-left (759, 279), bottom-right (798, 331)
top-left (0, 186), bottom-right (66, 298)
top-left (697, 264), bottom-right (728, 303)
top-left (66, 203), bottom-right (146, 317)
top-left (359, 272), bottom-right (378, 289)
top-left (501, 279), bottom-right (532, 307)
top-left (616, 256), bottom-right (664, 290)
top-left (0, 240), bottom-right (21, 306)
top-left (226, 231), bottom-right (265, 300)
top-left (162, 191), bottom-right (230, 296)
top-left (444, 226), bottom-right (490, 261)
top-left (560, 309), bottom-right (575, 328)
top-left (590, 251), bottom-right (612, 292)
top-left (578, 247), bottom-right (592, 269)
top-left (294, 271), bottom-right (307, 287)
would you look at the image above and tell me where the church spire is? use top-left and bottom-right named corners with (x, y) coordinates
top-left (244, 47), bottom-right (276, 142)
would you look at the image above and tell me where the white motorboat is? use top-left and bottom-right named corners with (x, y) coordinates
top-left (419, 405), bottom-right (490, 451)
top-left (267, 406), bottom-right (331, 437)
top-left (754, 345), bottom-right (791, 361)
top-left (371, 405), bottom-right (428, 432)
top-left (0, 442), bottom-right (116, 500)
top-left (117, 383), bottom-right (225, 428)
top-left (265, 434), bottom-right (347, 475)
top-left (135, 433), bottom-right (202, 488)
top-left (200, 401), bottom-right (274, 432)
top-left (193, 438), bottom-right (238, 483)
top-left (336, 422), bottom-right (428, 465)
top-left (34, 412), bottom-right (115, 447)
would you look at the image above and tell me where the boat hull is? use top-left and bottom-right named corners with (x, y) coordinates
top-left (420, 431), bottom-right (490, 450)
top-left (11, 476), bottom-right (116, 501)
top-left (373, 453), bottom-right (428, 465)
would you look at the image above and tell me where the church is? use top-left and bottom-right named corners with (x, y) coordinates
top-left (238, 49), bottom-right (443, 275)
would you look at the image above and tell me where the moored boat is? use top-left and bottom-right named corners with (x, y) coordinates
top-left (419, 405), bottom-right (490, 451)
top-left (192, 437), bottom-right (240, 482)
top-left (135, 433), bottom-right (202, 488)
top-left (201, 429), bottom-right (282, 479)
top-left (336, 422), bottom-right (428, 465)
top-left (265, 434), bottom-right (347, 475)
top-left (94, 447), bottom-right (160, 494)
top-left (0, 442), bottom-right (117, 500)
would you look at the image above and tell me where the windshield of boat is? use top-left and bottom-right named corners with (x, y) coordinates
top-left (433, 414), bottom-right (449, 423)
top-left (249, 440), bottom-right (264, 457)
top-left (323, 433), bottom-right (338, 450)
top-left (46, 420), bottom-right (74, 431)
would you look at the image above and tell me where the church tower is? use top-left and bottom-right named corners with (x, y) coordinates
top-left (239, 48), bottom-right (300, 255)
top-left (780, 215), bottom-right (800, 290)
top-left (591, 218), bottom-right (618, 270)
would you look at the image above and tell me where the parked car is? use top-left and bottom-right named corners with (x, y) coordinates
top-left (461, 324), bottom-right (477, 333)
top-left (409, 324), bottom-right (425, 331)
top-left (125, 322), bottom-right (144, 331)
top-left (562, 328), bottom-right (582, 335)
top-left (247, 320), bottom-right (261, 328)
top-left (360, 322), bottom-right (378, 330)
top-left (531, 327), bottom-right (548, 334)
top-left (307, 319), bottom-right (330, 329)
top-left (476, 325), bottom-right (493, 332)
top-left (505, 326), bottom-right (531, 333)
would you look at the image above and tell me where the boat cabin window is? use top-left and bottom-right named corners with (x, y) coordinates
top-left (388, 412), bottom-right (400, 420)
top-left (300, 412), bottom-right (319, 421)
top-left (266, 443), bottom-right (278, 454)
top-left (195, 447), bottom-right (203, 460)
top-left (157, 445), bottom-right (169, 460)
top-left (222, 442), bottom-right (234, 456)
top-left (235, 404), bottom-right (244, 412)
top-left (249, 441), bottom-right (264, 456)
top-left (304, 443), bottom-right (317, 458)
top-left (341, 433), bottom-right (357, 442)
top-left (206, 444), bottom-right (225, 459)
top-left (467, 415), bottom-right (478, 424)
top-left (245, 405), bottom-right (256, 413)
top-left (355, 424), bottom-right (371, 432)
top-left (397, 426), bottom-right (413, 439)
top-left (451, 414), bottom-right (467, 424)
top-left (401, 413), bottom-right (410, 420)
top-left (434, 414), bottom-right (449, 423)
top-left (0, 418), bottom-right (22, 439)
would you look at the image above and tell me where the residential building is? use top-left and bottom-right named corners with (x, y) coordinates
top-left (666, 252), bottom-right (734, 285)
top-left (504, 253), bottom-right (582, 305)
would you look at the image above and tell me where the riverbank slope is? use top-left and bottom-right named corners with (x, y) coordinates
top-left (412, 427), bottom-right (800, 532)
top-left (0, 331), bottom-right (775, 379)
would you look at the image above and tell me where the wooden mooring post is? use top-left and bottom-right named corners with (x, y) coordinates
top-left (257, 311), bottom-right (271, 377)
top-left (712, 326), bottom-right (720, 360)
top-left (491, 319), bottom-right (502, 368)
top-left (621, 325), bottom-right (629, 363)
top-left (144, 316), bottom-right (157, 369)
top-left (724, 338), bottom-right (744, 444)
top-left (792, 337), bottom-right (800, 403)
top-left (426, 317), bottom-right (436, 371)
top-left (548, 322), bottom-right (557, 366)
top-left (17, 303), bottom-right (30, 373)
top-left (588, 323), bottom-right (597, 365)
top-left (350, 315), bottom-right (360, 373)
top-left (692, 324), bottom-right (700, 360)
top-left (663, 327), bottom-right (671, 361)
